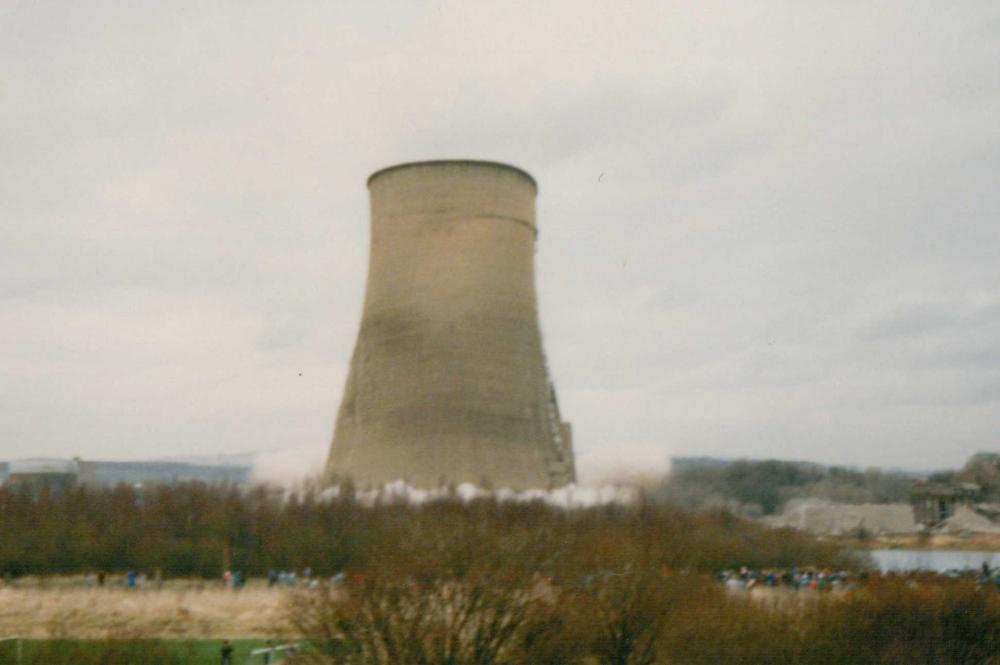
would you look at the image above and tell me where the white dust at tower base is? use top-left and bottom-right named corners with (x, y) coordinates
top-left (325, 160), bottom-right (574, 490)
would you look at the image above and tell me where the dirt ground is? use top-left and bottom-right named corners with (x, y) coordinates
top-left (828, 532), bottom-right (1000, 551)
top-left (0, 581), bottom-right (292, 639)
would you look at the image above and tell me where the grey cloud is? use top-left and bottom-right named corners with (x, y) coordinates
top-left (411, 83), bottom-right (742, 169)
top-left (862, 302), bottom-right (1000, 377)
top-left (864, 305), bottom-right (958, 340)
top-left (2, 1), bottom-right (1000, 471)
top-left (867, 370), bottom-right (1000, 408)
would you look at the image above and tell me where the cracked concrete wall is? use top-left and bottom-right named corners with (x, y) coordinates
top-left (325, 160), bottom-right (574, 490)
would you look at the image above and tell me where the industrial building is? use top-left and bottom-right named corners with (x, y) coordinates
top-left (325, 160), bottom-right (574, 490)
top-left (3, 458), bottom-right (94, 492)
top-left (910, 481), bottom-right (982, 526)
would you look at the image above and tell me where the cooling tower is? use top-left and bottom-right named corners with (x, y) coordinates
top-left (325, 160), bottom-right (575, 490)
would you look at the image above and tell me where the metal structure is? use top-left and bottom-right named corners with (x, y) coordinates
top-left (4, 458), bottom-right (81, 492)
top-left (245, 642), bottom-right (301, 664)
top-left (0, 637), bottom-right (23, 665)
top-left (325, 160), bottom-right (574, 490)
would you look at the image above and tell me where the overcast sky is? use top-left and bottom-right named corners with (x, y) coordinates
top-left (2, 1), bottom-right (998, 476)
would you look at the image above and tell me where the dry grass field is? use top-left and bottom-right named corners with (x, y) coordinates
top-left (0, 582), bottom-right (292, 639)
top-left (829, 532), bottom-right (1000, 551)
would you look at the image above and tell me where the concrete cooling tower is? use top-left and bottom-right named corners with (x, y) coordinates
top-left (325, 160), bottom-right (575, 490)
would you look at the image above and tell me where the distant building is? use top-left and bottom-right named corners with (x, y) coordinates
top-left (5, 458), bottom-right (93, 492)
top-left (1, 458), bottom-right (252, 488)
top-left (762, 499), bottom-right (919, 536)
top-left (911, 481), bottom-right (981, 527)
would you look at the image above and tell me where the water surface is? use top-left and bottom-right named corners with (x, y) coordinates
top-left (867, 549), bottom-right (1000, 573)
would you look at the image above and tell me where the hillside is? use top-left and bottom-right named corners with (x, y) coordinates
top-left (654, 456), bottom-right (929, 515)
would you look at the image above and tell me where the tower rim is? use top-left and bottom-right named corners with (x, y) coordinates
top-left (367, 159), bottom-right (538, 193)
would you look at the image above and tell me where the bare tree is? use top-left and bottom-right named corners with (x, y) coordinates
top-left (291, 569), bottom-right (574, 665)
top-left (288, 527), bottom-right (579, 665)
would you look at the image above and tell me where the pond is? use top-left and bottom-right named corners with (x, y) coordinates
top-left (866, 549), bottom-right (1000, 573)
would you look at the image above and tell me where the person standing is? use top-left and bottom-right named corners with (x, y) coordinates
top-left (220, 639), bottom-right (234, 665)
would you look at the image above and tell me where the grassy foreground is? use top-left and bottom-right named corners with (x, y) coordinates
top-left (6, 491), bottom-right (998, 663)
top-left (0, 639), bottom-right (281, 665)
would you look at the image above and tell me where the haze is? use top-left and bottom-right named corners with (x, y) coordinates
top-left (2, 1), bottom-right (998, 475)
